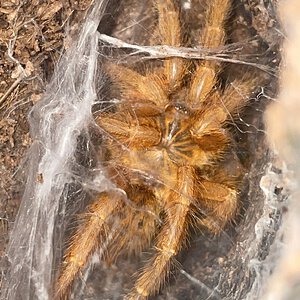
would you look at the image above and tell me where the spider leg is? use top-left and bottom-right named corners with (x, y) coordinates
top-left (104, 0), bottom-right (188, 111)
top-left (97, 113), bottom-right (161, 148)
top-left (188, 102), bottom-right (230, 165)
top-left (126, 166), bottom-right (194, 299)
top-left (190, 75), bottom-right (257, 138)
top-left (105, 63), bottom-right (169, 111)
top-left (220, 76), bottom-right (259, 115)
top-left (188, 0), bottom-right (232, 107)
top-left (197, 180), bottom-right (238, 233)
top-left (154, 0), bottom-right (187, 92)
top-left (55, 192), bottom-right (123, 299)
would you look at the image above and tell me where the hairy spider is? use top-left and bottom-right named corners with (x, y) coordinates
top-left (56, 0), bottom-right (258, 298)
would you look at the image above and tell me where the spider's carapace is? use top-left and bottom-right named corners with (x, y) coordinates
top-left (55, 0), bottom-right (257, 298)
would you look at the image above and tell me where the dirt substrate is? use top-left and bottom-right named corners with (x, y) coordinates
top-left (0, 0), bottom-right (93, 288)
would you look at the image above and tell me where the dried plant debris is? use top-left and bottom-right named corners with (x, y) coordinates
top-left (0, 0), bottom-right (93, 289)
top-left (0, 0), bottom-right (284, 299)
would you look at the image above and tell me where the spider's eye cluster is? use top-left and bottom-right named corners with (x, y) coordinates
top-left (165, 103), bottom-right (191, 116)
top-left (174, 103), bottom-right (190, 115)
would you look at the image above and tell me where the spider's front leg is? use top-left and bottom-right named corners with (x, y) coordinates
top-left (155, 0), bottom-right (187, 92)
top-left (125, 166), bottom-right (195, 299)
top-left (188, 0), bottom-right (232, 107)
top-left (190, 72), bottom-right (259, 146)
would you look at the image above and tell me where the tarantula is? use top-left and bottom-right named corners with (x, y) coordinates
top-left (56, 0), bottom-right (258, 298)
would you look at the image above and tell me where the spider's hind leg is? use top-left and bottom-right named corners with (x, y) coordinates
top-left (196, 178), bottom-right (238, 233)
top-left (55, 192), bottom-right (123, 299)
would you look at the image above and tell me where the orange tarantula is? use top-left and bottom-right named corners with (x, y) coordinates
top-left (56, 0), bottom-right (258, 298)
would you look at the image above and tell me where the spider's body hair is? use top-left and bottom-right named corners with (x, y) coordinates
top-left (56, 0), bottom-right (258, 299)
